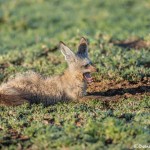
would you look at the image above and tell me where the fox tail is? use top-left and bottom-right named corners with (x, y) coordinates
top-left (0, 93), bottom-right (28, 106)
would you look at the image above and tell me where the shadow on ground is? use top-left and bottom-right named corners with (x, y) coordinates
top-left (83, 79), bottom-right (150, 102)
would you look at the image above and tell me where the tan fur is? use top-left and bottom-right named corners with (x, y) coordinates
top-left (0, 70), bottom-right (86, 106)
top-left (0, 37), bottom-right (97, 106)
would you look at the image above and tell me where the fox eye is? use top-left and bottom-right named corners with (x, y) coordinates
top-left (84, 64), bottom-right (90, 68)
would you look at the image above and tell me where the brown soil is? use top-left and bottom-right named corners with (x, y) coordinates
top-left (82, 78), bottom-right (150, 102)
top-left (111, 37), bottom-right (150, 49)
top-left (0, 129), bottom-right (29, 146)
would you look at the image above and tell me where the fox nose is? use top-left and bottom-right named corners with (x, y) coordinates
top-left (90, 65), bottom-right (99, 72)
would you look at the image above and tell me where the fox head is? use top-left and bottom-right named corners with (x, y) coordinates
top-left (60, 37), bottom-right (98, 83)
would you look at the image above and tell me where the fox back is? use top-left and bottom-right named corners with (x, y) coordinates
top-left (0, 37), bottom-right (97, 106)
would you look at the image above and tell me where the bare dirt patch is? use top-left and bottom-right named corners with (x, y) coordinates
top-left (83, 78), bottom-right (150, 102)
top-left (111, 37), bottom-right (150, 49)
top-left (0, 129), bottom-right (29, 146)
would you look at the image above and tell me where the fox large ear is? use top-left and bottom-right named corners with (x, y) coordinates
top-left (60, 42), bottom-right (76, 63)
top-left (77, 37), bottom-right (88, 58)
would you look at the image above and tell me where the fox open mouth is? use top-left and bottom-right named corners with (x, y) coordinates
top-left (83, 72), bottom-right (93, 83)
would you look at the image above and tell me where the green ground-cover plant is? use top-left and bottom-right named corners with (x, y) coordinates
top-left (0, 0), bottom-right (150, 149)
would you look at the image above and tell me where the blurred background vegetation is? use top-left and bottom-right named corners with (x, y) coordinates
top-left (0, 0), bottom-right (150, 53)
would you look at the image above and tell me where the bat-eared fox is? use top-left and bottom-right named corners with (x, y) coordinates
top-left (0, 37), bottom-right (98, 106)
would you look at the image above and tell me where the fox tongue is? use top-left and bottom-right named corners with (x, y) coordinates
top-left (84, 73), bottom-right (93, 83)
